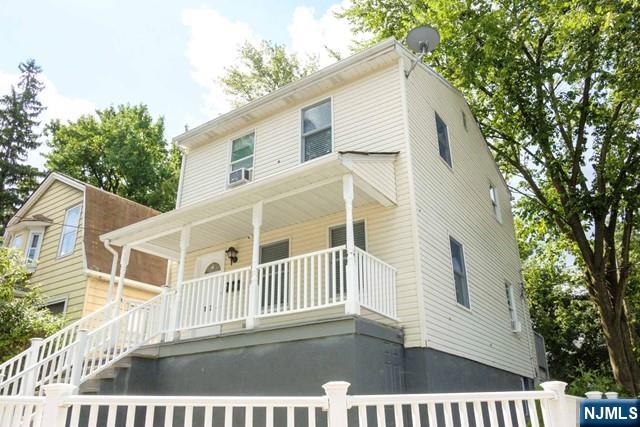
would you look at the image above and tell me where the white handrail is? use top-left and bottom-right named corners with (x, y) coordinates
top-left (355, 248), bottom-right (397, 319)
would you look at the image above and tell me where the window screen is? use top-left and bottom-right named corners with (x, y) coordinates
top-left (450, 237), bottom-right (469, 308)
top-left (436, 113), bottom-right (452, 167)
top-left (302, 100), bottom-right (332, 162)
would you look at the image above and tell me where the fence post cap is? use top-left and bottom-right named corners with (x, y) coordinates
top-left (322, 381), bottom-right (351, 394)
top-left (43, 383), bottom-right (76, 397)
top-left (604, 392), bottom-right (619, 399)
top-left (30, 337), bottom-right (44, 344)
top-left (540, 381), bottom-right (568, 395)
top-left (585, 391), bottom-right (603, 399)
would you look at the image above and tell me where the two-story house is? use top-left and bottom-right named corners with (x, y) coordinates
top-left (2, 172), bottom-right (168, 320)
top-left (91, 38), bottom-right (540, 396)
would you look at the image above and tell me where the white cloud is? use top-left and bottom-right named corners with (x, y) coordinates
top-left (0, 71), bottom-right (95, 168)
top-left (181, 2), bottom-right (369, 121)
top-left (288, 1), bottom-right (368, 66)
top-left (182, 8), bottom-right (258, 119)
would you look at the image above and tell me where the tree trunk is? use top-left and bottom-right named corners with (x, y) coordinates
top-left (596, 296), bottom-right (640, 395)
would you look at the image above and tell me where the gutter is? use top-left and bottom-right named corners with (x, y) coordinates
top-left (85, 269), bottom-right (162, 294)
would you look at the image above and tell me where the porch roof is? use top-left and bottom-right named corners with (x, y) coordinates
top-left (100, 153), bottom-right (398, 259)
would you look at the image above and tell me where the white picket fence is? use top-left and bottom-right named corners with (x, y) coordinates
top-left (0, 381), bottom-right (580, 427)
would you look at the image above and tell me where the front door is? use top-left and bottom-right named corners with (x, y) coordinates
top-left (195, 251), bottom-right (225, 277)
top-left (186, 251), bottom-right (226, 338)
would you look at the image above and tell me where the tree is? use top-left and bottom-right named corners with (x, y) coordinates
top-left (0, 60), bottom-right (45, 233)
top-left (342, 0), bottom-right (640, 392)
top-left (0, 247), bottom-right (63, 362)
top-left (220, 40), bottom-right (319, 106)
top-left (45, 104), bottom-right (181, 212)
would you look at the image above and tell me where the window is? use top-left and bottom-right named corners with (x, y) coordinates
top-left (302, 99), bottom-right (332, 162)
top-left (204, 262), bottom-right (222, 275)
top-left (25, 231), bottom-right (43, 265)
top-left (505, 282), bottom-right (521, 332)
top-left (490, 184), bottom-right (502, 222)
top-left (436, 113), bottom-right (452, 167)
top-left (44, 300), bottom-right (66, 315)
top-left (462, 110), bottom-right (467, 131)
top-left (230, 133), bottom-right (255, 173)
top-left (449, 237), bottom-right (469, 308)
top-left (329, 221), bottom-right (366, 250)
top-left (58, 205), bottom-right (81, 257)
top-left (11, 234), bottom-right (23, 249)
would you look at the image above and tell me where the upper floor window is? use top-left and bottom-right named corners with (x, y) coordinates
top-left (230, 133), bottom-right (255, 173)
top-left (449, 237), bottom-right (469, 308)
top-left (436, 113), bottom-right (452, 167)
top-left (505, 282), bottom-right (521, 332)
top-left (10, 234), bottom-right (23, 250)
top-left (302, 99), bottom-right (332, 162)
top-left (489, 184), bottom-right (502, 222)
top-left (25, 231), bottom-right (43, 265)
top-left (462, 110), bottom-right (468, 132)
top-left (58, 205), bottom-right (81, 257)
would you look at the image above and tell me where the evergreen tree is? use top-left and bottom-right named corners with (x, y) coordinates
top-left (0, 60), bottom-right (45, 233)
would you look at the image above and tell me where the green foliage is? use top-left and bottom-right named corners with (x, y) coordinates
top-left (45, 104), bottom-right (181, 212)
top-left (220, 40), bottom-right (319, 106)
top-left (0, 60), bottom-right (45, 233)
top-left (0, 247), bottom-right (63, 363)
top-left (343, 0), bottom-right (640, 392)
top-left (567, 367), bottom-right (627, 397)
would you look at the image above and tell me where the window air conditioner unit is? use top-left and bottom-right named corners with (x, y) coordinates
top-left (229, 168), bottom-right (251, 186)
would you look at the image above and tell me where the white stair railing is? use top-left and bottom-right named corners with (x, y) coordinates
top-left (0, 302), bottom-right (116, 396)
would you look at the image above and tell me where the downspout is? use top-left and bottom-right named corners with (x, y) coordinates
top-left (103, 239), bottom-right (119, 305)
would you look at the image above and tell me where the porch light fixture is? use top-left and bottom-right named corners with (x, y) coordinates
top-left (225, 247), bottom-right (238, 265)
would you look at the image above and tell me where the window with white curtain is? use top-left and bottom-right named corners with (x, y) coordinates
top-left (302, 99), bottom-right (332, 162)
top-left (58, 205), bottom-right (81, 257)
top-left (11, 234), bottom-right (23, 250)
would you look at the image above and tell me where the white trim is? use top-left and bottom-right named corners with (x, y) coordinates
top-left (85, 269), bottom-right (162, 294)
top-left (300, 97), bottom-right (334, 164)
top-left (176, 149), bottom-right (187, 209)
top-left (399, 58), bottom-right (429, 346)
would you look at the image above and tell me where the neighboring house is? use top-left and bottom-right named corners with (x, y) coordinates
top-left (2, 172), bottom-right (167, 320)
top-left (0, 39), bottom-right (545, 399)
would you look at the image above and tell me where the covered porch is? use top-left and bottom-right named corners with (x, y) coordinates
top-left (100, 152), bottom-right (399, 338)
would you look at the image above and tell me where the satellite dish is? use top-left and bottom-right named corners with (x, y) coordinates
top-left (406, 25), bottom-right (440, 54)
top-left (404, 25), bottom-right (440, 78)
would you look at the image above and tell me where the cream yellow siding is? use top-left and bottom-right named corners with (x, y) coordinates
top-left (404, 61), bottom-right (536, 377)
top-left (23, 181), bottom-right (86, 320)
top-left (175, 63), bottom-right (424, 347)
top-left (82, 276), bottom-right (159, 315)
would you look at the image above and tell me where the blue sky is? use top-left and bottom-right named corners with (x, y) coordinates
top-left (0, 0), bottom-right (361, 167)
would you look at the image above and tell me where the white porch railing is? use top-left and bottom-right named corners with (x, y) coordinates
top-left (0, 381), bottom-right (581, 427)
top-left (178, 267), bottom-right (251, 330)
top-left (355, 247), bottom-right (397, 319)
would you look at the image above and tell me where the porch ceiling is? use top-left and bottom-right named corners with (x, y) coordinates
top-left (100, 153), bottom-right (397, 258)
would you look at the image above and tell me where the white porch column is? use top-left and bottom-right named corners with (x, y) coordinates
top-left (246, 201), bottom-right (263, 329)
top-left (343, 174), bottom-right (360, 315)
top-left (169, 225), bottom-right (191, 340)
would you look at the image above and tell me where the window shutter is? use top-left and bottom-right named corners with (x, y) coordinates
top-left (330, 221), bottom-right (366, 250)
top-left (260, 239), bottom-right (290, 263)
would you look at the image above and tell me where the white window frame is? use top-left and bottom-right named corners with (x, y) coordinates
top-left (227, 131), bottom-right (256, 186)
top-left (435, 112), bottom-right (453, 168)
top-left (449, 236), bottom-right (471, 310)
top-left (57, 205), bottom-right (82, 258)
top-left (300, 98), bottom-right (333, 163)
top-left (506, 282), bottom-right (521, 332)
top-left (25, 229), bottom-right (44, 267)
top-left (490, 184), bottom-right (502, 223)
